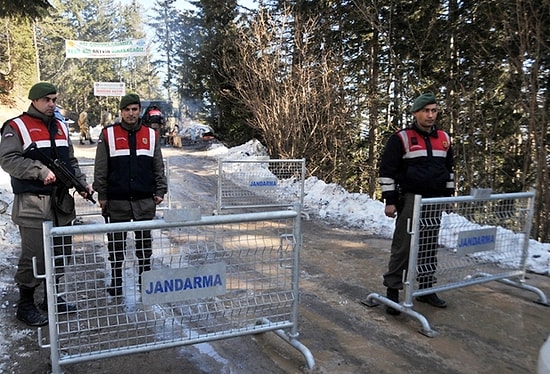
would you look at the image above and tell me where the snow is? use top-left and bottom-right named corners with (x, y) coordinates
top-left (0, 125), bottom-right (548, 371)
top-left (0, 129), bottom-right (548, 292)
top-left (204, 137), bottom-right (550, 275)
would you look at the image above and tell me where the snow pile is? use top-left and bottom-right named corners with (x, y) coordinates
top-left (207, 139), bottom-right (550, 275)
top-left (0, 136), bottom-right (548, 276)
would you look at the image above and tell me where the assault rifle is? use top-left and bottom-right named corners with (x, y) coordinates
top-left (24, 142), bottom-right (96, 204)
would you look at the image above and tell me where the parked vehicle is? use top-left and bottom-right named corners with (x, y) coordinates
top-left (140, 100), bottom-right (178, 144)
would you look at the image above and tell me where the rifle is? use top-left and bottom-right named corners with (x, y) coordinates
top-left (24, 142), bottom-right (96, 204)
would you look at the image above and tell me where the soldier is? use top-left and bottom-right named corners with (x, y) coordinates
top-left (93, 93), bottom-right (167, 296)
top-left (0, 82), bottom-right (92, 326)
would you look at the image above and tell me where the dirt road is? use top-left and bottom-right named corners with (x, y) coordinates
top-left (1, 142), bottom-right (548, 374)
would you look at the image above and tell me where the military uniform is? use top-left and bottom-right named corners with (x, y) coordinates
top-left (0, 83), bottom-right (88, 326)
top-left (94, 95), bottom-right (167, 296)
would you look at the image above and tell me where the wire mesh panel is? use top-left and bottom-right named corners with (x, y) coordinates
top-left (216, 159), bottom-right (305, 214)
top-left (408, 192), bottom-right (536, 295)
top-left (73, 160), bottom-right (172, 218)
top-left (73, 160), bottom-right (99, 217)
top-left (365, 191), bottom-right (547, 337)
top-left (39, 210), bottom-right (313, 373)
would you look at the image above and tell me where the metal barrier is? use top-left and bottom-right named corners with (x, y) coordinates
top-left (365, 191), bottom-right (549, 337)
top-left (215, 159), bottom-right (306, 214)
top-left (36, 208), bottom-right (314, 373)
top-left (74, 159), bottom-right (172, 217)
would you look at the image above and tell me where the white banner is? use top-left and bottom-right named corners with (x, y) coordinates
top-left (94, 82), bottom-right (126, 97)
top-left (65, 39), bottom-right (147, 59)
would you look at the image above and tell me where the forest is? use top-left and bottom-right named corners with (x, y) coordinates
top-left (0, 0), bottom-right (549, 241)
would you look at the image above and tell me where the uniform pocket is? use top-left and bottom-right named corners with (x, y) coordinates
top-left (134, 198), bottom-right (156, 220)
top-left (14, 194), bottom-right (51, 221)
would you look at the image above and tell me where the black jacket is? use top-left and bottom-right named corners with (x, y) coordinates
top-left (379, 122), bottom-right (454, 206)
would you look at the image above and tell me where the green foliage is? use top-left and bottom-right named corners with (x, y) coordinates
top-left (1, 0), bottom-right (549, 241)
top-left (0, 0), bottom-right (51, 19)
top-left (34, 0), bottom-right (156, 125)
top-left (6, 19), bottom-right (36, 94)
top-left (200, 0), bottom-right (250, 141)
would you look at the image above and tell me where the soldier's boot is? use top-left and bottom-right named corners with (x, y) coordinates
top-left (39, 280), bottom-right (77, 313)
top-left (385, 288), bottom-right (401, 316)
top-left (415, 282), bottom-right (447, 308)
top-left (16, 286), bottom-right (48, 327)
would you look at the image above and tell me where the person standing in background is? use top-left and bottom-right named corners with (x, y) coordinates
top-left (78, 109), bottom-right (94, 144)
top-left (378, 92), bottom-right (454, 315)
top-left (100, 107), bottom-right (112, 127)
top-left (93, 93), bottom-right (167, 297)
top-left (142, 104), bottom-right (165, 131)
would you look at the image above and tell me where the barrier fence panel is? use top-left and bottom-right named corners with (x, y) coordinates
top-left (74, 159), bottom-right (172, 218)
top-left (216, 159), bottom-right (306, 214)
top-left (37, 209), bottom-right (314, 373)
top-left (365, 191), bottom-right (549, 336)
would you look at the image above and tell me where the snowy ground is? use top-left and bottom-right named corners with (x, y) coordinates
top-left (0, 123), bottom-right (548, 372)
top-left (0, 124), bottom-right (548, 286)
top-left (202, 135), bottom-right (550, 276)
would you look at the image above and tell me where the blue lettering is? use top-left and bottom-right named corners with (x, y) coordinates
top-left (144, 273), bottom-right (224, 294)
top-left (184, 278), bottom-right (193, 290)
top-left (203, 275), bottom-right (213, 287)
top-left (249, 180), bottom-right (277, 187)
top-left (458, 234), bottom-right (495, 248)
top-left (194, 276), bottom-right (202, 288)
top-left (164, 279), bottom-right (174, 292)
top-left (154, 281), bottom-right (164, 293)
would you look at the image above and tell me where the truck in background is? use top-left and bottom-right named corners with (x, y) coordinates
top-left (140, 100), bottom-right (179, 145)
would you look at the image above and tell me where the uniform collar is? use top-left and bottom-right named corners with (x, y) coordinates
top-left (412, 121), bottom-right (438, 138)
top-left (120, 120), bottom-right (142, 132)
top-left (26, 104), bottom-right (53, 124)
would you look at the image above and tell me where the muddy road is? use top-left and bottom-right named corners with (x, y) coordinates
top-left (0, 142), bottom-right (548, 374)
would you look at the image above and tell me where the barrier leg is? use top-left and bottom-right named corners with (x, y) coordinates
top-left (362, 292), bottom-right (438, 337)
top-left (258, 318), bottom-right (315, 369)
top-left (497, 278), bottom-right (550, 306)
